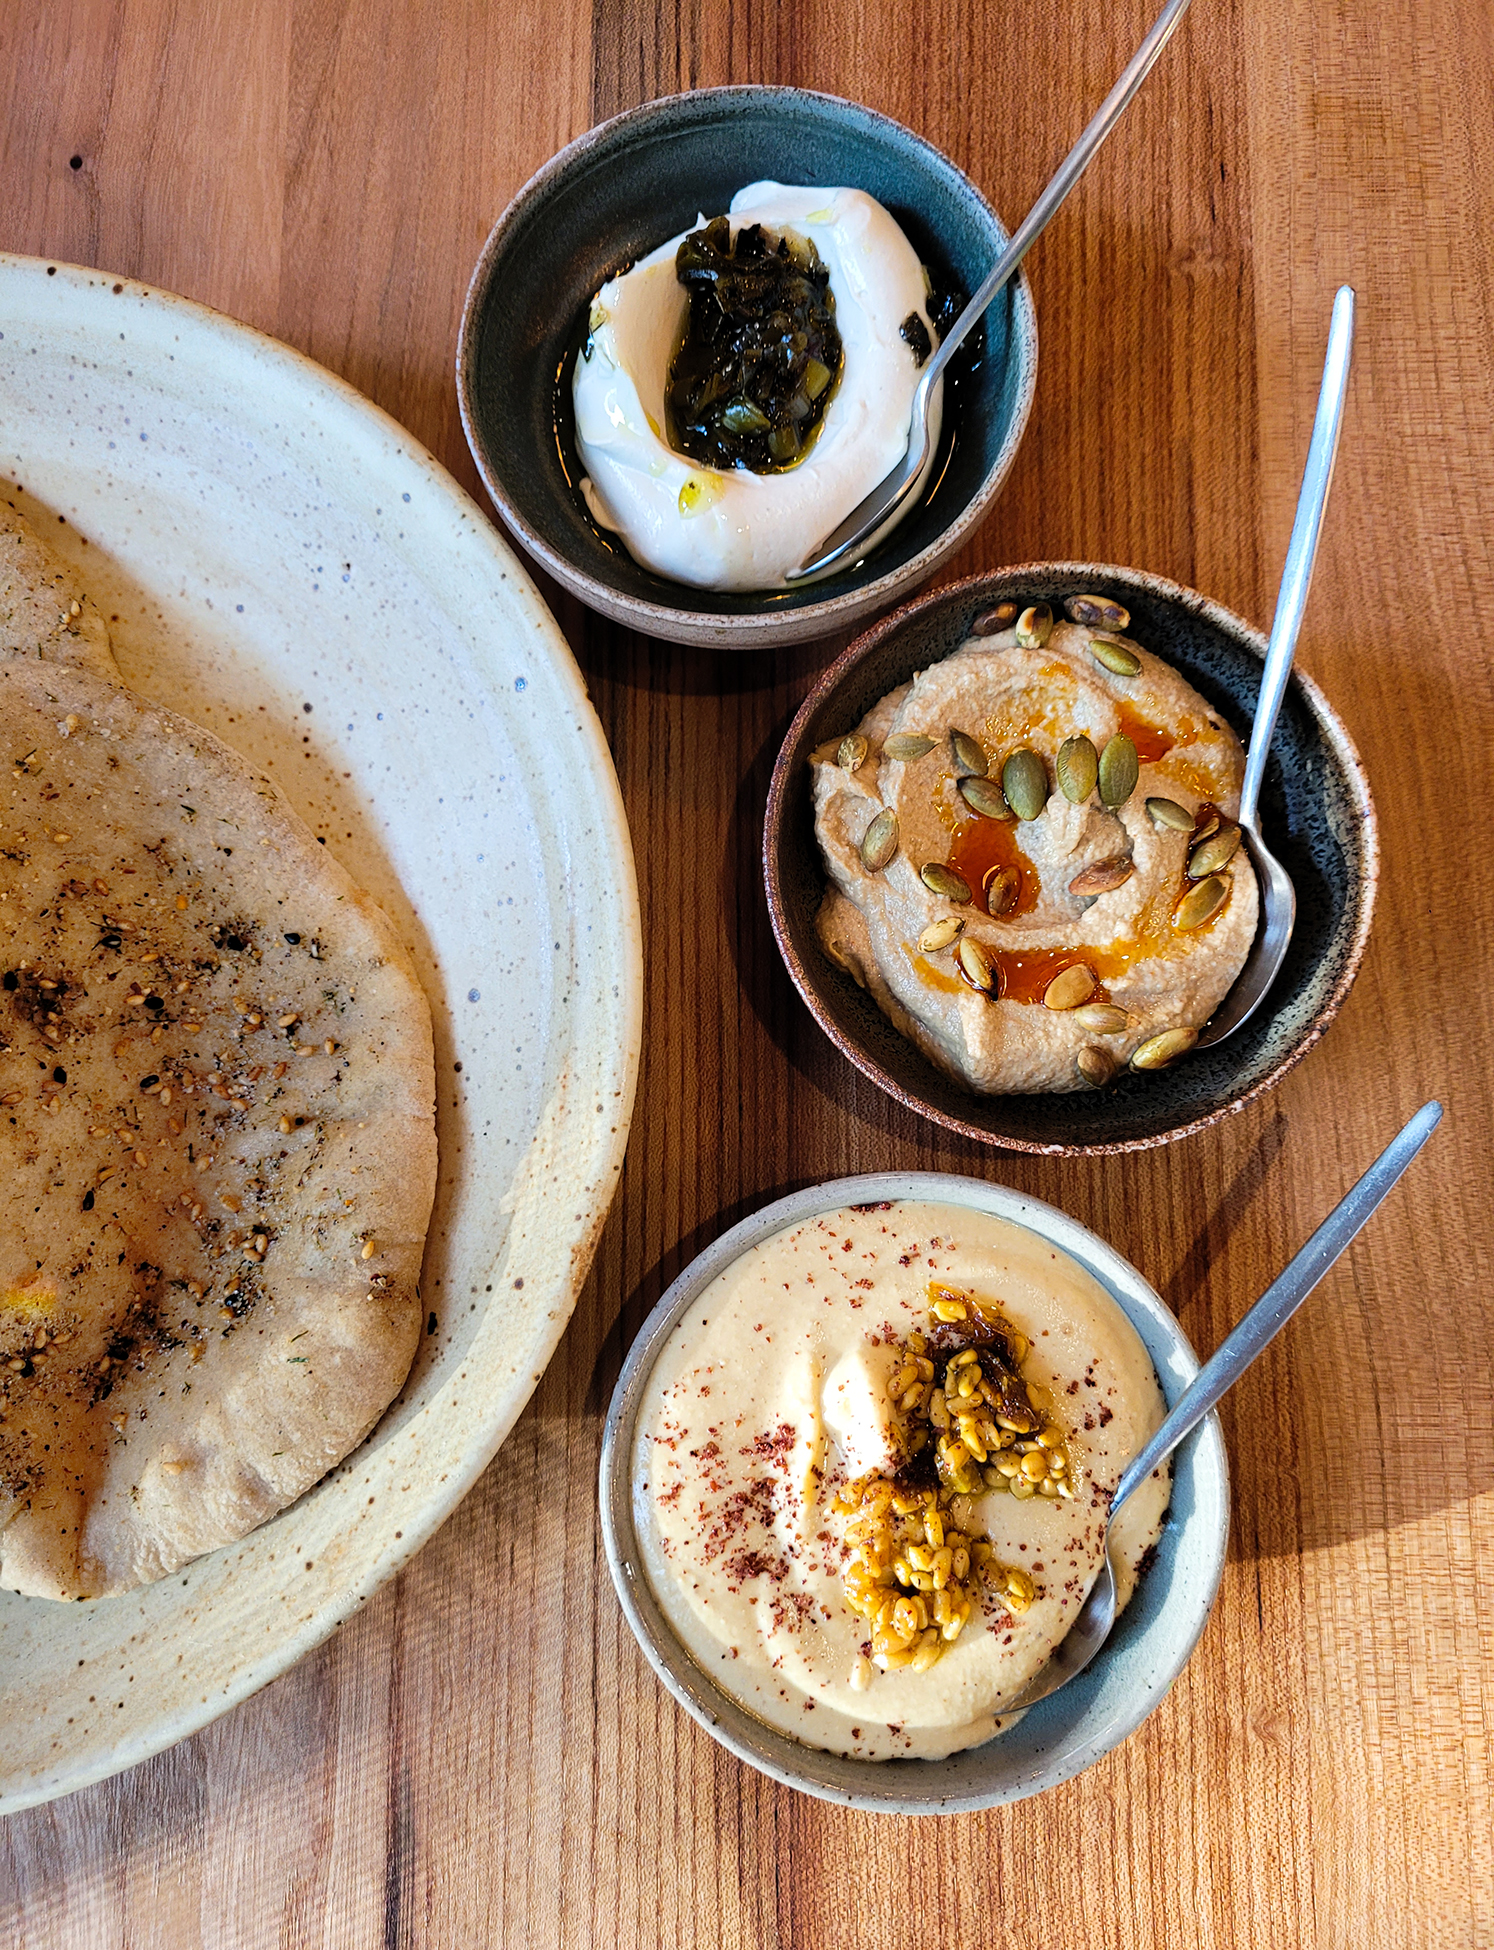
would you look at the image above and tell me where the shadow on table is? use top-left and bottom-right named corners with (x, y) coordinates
top-left (557, 579), bottom-right (854, 702)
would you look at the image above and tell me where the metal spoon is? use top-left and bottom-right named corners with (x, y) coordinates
top-left (786, 0), bottom-right (1195, 582)
top-left (1195, 284), bottom-right (1356, 1048)
top-left (1001, 1097), bottom-right (1443, 1715)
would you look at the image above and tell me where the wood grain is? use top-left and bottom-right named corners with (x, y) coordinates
top-left (2, 0), bottom-right (1492, 1942)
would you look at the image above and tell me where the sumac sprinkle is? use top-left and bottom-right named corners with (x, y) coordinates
top-left (666, 216), bottom-right (842, 473)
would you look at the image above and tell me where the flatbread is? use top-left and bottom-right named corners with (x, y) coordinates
top-left (0, 660), bottom-right (437, 1599)
top-left (1, 500), bottom-right (122, 683)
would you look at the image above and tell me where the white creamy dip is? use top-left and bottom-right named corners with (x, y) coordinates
top-left (573, 184), bottom-right (943, 591)
top-left (633, 1201), bottom-right (1170, 1761)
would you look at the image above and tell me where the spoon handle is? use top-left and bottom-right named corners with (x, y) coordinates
top-left (1238, 284), bottom-right (1356, 830)
top-left (926, 0), bottom-right (1194, 386)
top-left (1111, 1100), bottom-right (1443, 1513)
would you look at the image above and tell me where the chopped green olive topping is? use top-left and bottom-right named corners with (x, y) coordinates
top-left (721, 398), bottom-right (771, 435)
top-left (665, 216), bottom-right (843, 473)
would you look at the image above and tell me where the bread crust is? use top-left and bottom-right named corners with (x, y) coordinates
top-left (1, 501), bottom-right (123, 684)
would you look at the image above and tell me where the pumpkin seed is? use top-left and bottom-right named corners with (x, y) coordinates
top-left (957, 775), bottom-right (1012, 819)
top-left (1090, 637), bottom-right (1142, 678)
top-left (859, 807), bottom-right (899, 872)
top-left (919, 915), bottom-right (966, 953)
top-left (971, 601), bottom-right (1020, 636)
top-left (1015, 602), bottom-right (1054, 648)
top-left (920, 862), bottom-right (972, 902)
top-left (1193, 822), bottom-right (1240, 877)
top-left (1174, 875), bottom-right (1230, 930)
top-left (956, 936), bottom-right (998, 993)
top-left (1057, 734), bottom-right (1099, 803)
top-left (1097, 733), bottom-right (1139, 808)
top-left (1077, 1045), bottom-right (1118, 1086)
top-left (1001, 748), bottom-right (1048, 821)
top-left (1043, 963), bottom-right (1097, 1011)
top-left (985, 866), bottom-right (1020, 916)
top-left (837, 732), bottom-right (869, 771)
top-left (884, 732), bottom-right (937, 763)
top-left (1130, 1026), bottom-right (1198, 1070)
top-left (1064, 594), bottom-right (1131, 632)
top-left (1073, 1002), bottom-right (1130, 1034)
top-left (1146, 796), bottom-right (1194, 832)
top-left (1192, 807), bottom-right (1221, 844)
top-left (1188, 822), bottom-right (1242, 877)
top-left (949, 728), bottom-right (987, 777)
top-left (1068, 854), bottom-right (1135, 897)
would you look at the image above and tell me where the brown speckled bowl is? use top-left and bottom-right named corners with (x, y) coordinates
top-left (763, 566), bottom-right (1378, 1154)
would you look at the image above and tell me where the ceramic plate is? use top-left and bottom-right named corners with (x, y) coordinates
top-left (0, 253), bottom-right (642, 1813)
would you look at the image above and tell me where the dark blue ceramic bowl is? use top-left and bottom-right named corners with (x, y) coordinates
top-left (763, 565), bottom-right (1379, 1153)
top-left (457, 87), bottom-right (1038, 648)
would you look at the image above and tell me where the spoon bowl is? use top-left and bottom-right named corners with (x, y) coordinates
top-left (764, 560), bottom-right (1379, 1153)
top-left (1194, 825), bottom-right (1298, 1047)
top-left (457, 85), bottom-right (1038, 647)
top-left (600, 1168), bottom-right (1231, 1812)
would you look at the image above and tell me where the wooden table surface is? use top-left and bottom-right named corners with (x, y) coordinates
top-left (3, 1), bottom-right (1492, 1943)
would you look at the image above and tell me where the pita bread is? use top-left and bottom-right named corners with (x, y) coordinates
top-left (1, 500), bottom-right (122, 684)
top-left (0, 660), bottom-right (436, 1599)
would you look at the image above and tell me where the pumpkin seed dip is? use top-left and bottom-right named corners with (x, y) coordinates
top-left (633, 1200), bottom-right (1170, 1761)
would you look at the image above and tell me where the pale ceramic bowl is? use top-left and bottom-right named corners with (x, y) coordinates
top-left (763, 566), bottom-right (1378, 1154)
top-left (457, 86), bottom-right (1038, 648)
top-left (600, 1171), bottom-right (1229, 1814)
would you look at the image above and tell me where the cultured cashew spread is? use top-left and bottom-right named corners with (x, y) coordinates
top-left (633, 1201), bottom-right (1170, 1761)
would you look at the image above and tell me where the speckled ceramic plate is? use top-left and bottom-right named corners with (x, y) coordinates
top-left (0, 253), bottom-right (642, 1814)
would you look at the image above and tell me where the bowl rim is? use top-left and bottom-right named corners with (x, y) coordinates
top-left (762, 562), bottom-right (1381, 1154)
top-left (455, 84), bottom-right (1039, 646)
top-left (599, 1169), bottom-right (1230, 1813)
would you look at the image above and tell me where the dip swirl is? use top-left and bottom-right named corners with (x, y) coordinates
top-left (633, 1201), bottom-right (1169, 1761)
top-left (812, 616), bottom-right (1260, 1093)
